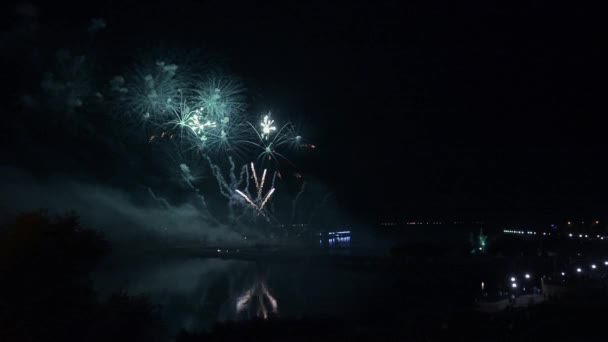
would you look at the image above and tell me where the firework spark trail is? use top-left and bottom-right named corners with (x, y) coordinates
top-left (180, 174), bottom-right (210, 209)
top-left (251, 162), bottom-right (259, 192)
top-left (235, 163), bottom-right (277, 218)
top-left (259, 188), bottom-right (275, 212)
top-left (205, 157), bottom-right (231, 199)
top-left (271, 170), bottom-right (277, 189)
top-left (203, 155), bottom-right (255, 223)
top-left (178, 164), bottom-right (221, 224)
top-left (307, 192), bottom-right (333, 224)
top-left (234, 165), bottom-right (249, 190)
top-left (291, 181), bottom-right (307, 222)
top-left (148, 187), bottom-right (172, 209)
top-left (203, 156), bottom-right (246, 198)
top-left (235, 189), bottom-right (258, 209)
top-left (228, 156), bottom-right (237, 185)
top-left (258, 168), bottom-right (267, 199)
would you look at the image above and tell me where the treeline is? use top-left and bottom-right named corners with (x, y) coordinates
top-left (0, 211), bottom-right (165, 342)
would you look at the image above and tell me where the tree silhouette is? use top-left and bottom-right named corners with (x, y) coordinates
top-left (0, 210), bottom-right (164, 342)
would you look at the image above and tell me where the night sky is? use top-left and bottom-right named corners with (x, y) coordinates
top-left (2, 0), bottom-right (606, 222)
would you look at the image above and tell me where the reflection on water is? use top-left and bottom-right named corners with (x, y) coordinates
top-left (93, 253), bottom-right (473, 337)
top-left (94, 256), bottom-right (299, 334)
top-left (94, 256), bottom-right (377, 335)
top-left (236, 272), bottom-right (278, 319)
top-left (94, 257), bottom-right (252, 333)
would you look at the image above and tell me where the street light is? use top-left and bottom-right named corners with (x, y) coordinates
top-left (512, 283), bottom-right (517, 288)
top-left (576, 268), bottom-right (582, 273)
top-left (510, 277), bottom-right (516, 282)
top-left (591, 264), bottom-right (597, 269)
top-left (525, 273), bottom-right (531, 279)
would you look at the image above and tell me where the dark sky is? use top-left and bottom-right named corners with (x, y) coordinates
top-left (2, 0), bottom-right (606, 222)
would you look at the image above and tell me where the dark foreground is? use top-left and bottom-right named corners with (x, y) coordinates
top-left (2, 212), bottom-right (608, 342)
top-left (176, 296), bottom-right (608, 342)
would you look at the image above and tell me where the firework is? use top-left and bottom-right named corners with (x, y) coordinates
top-left (155, 75), bottom-right (250, 155)
top-left (120, 59), bottom-right (188, 123)
top-left (245, 113), bottom-right (302, 165)
top-left (194, 75), bottom-right (246, 117)
top-left (234, 163), bottom-right (276, 216)
top-left (40, 50), bottom-right (94, 113)
top-left (260, 114), bottom-right (276, 140)
top-left (235, 189), bottom-right (258, 209)
top-left (108, 53), bottom-right (310, 229)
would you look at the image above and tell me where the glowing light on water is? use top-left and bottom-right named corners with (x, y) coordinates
top-left (236, 279), bottom-right (278, 319)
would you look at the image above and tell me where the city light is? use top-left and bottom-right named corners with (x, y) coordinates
top-left (512, 283), bottom-right (517, 288)
top-left (510, 277), bottom-right (516, 282)
top-left (591, 264), bottom-right (597, 269)
top-left (525, 274), bottom-right (530, 279)
top-left (576, 268), bottom-right (582, 273)
top-left (561, 272), bottom-right (566, 276)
